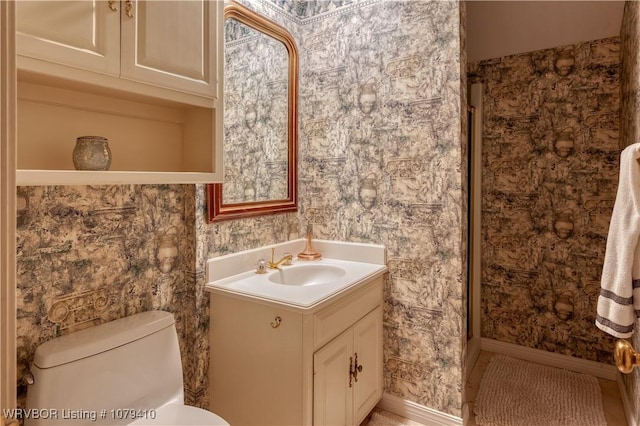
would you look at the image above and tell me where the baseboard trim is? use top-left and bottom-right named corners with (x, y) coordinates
top-left (376, 392), bottom-right (463, 426)
top-left (617, 372), bottom-right (636, 426)
top-left (479, 338), bottom-right (617, 380)
top-left (466, 337), bottom-right (481, 380)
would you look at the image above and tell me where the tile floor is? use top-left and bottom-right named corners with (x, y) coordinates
top-left (361, 409), bottom-right (425, 426)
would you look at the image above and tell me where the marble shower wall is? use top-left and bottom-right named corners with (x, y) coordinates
top-left (619, 1), bottom-right (640, 424)
top-left (468, 37), bottom-right (621, 363)
top-left (273, 0), bottom-right (466, 415)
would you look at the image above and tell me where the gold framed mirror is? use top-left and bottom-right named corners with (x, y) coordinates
top-left (207, 1), bottom-right (298, 222)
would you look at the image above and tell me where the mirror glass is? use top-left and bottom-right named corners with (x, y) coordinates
top-left (207, 2), bottom-right (298, 221)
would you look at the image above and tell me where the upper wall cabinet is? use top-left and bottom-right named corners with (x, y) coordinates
top-left (16, 0), bottom-right (218, 103)
top-left (16, 1), bottom-right (120, 77)
top-left (15, 1), bottom-right (223, 185)
top-left (121, 0), bottom-right (217, 99)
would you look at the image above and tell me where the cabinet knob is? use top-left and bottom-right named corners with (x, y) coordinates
top-left (270, 316), bottom-right (282, 328)
top-left (108, 1), bottom-right (118, 12)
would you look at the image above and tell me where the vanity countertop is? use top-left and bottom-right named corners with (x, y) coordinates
top-left (205, 239), bottom-right (387, 311)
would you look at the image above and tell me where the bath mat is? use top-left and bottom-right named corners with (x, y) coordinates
top-left (473, 355), bottom-right (607, 426)
top-left (366, 411), bottom-right (424, 426)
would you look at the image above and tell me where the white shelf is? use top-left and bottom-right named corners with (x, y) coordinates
top-left (16, 170), bottom-right (220, 186)
top-left (16, 80), bottom-right (223, 185)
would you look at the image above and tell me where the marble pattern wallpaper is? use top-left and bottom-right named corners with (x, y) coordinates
top-left (619, 1), bottom-right (640, 424)
top-left (15, 185), bottom-right (200, 405)
top-left (468, 36), bottom-right (621, 363)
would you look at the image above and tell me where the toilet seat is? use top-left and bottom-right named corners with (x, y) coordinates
top-left (129, 404), bottom-right (229, 426)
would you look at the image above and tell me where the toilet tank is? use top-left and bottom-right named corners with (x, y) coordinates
top-left (25, 311), bottom-right (184, 425)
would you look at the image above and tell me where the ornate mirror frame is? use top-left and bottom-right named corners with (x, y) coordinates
top-left (207, 1), bottom-right (298, 222)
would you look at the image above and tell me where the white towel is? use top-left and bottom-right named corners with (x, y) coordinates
top-left (596, 143), bottom-right (640, 338)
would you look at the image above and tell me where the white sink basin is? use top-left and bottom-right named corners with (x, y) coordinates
top-left (207, 257), bottom-right (386, 309)
top-left (205, 240), bottom-right (387, 309)
top-left (268, 264), bottom-right (347, 286)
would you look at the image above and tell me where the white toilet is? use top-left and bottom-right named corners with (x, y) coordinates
top-left (25, 311), bottom-right (229, 425)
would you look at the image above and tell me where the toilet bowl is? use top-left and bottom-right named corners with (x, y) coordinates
top-left (24, 311), bottom-right (229, 426)
top-left (129, 404), bottom-right (228, 425)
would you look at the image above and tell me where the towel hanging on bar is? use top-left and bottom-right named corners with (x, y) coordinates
top-left (596, 143), bottom-right (640, 338)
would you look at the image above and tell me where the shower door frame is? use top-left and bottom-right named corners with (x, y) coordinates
top-left (467, 83), bottom-right (483, 370)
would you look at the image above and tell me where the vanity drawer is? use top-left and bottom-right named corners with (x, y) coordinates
top-left (313, 277), bottom-right (382, 350)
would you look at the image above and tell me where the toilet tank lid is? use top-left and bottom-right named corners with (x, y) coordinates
top-left (33, 311), bottom-right (175, 369)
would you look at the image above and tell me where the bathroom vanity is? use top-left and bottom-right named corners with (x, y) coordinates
top-left (206, 240), bottom-right (387, 426)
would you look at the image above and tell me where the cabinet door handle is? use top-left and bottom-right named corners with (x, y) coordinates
top-left (349, 356), bottom-right (354, 388)
top-left (108, 1), bottom-right (118, 12)
top-left (352, 353), bottom-right (363, 383)
top-left (125, 0), bottom-right (134, 18)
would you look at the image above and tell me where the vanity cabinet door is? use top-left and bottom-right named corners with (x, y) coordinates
top-left (313, 306), bottom-right (383, 426)
top-left (353, 307), bottom-right (383, 425)
top-left (16, 1), bottom-right (120, 75)
top-left (313, 330), bottom-right (353, 426)
top-left (120, 0), bottom-right (218, 98)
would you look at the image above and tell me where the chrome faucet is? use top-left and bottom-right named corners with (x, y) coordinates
top-left (268, 248), bottom-right (293, 269)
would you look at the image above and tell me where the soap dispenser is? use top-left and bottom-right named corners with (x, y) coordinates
top-left (297, 227), bottom-right (322, 260)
